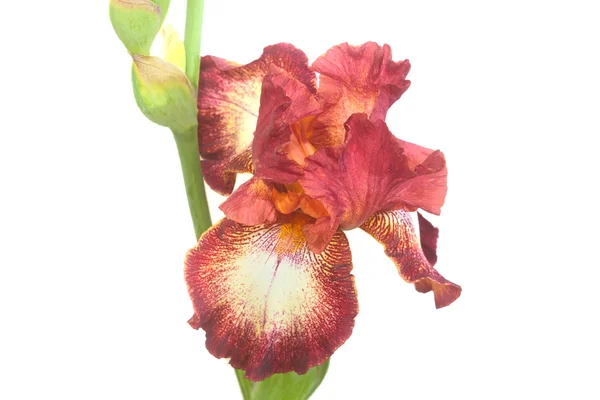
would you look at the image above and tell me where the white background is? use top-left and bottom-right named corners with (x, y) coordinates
top-left (1, 1), bottom-right (599, 399)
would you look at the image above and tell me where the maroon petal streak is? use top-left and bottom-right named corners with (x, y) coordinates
top-left (185, 218), bottom-right (358, 380)
top-left (197, 44), bottom-right (316, 194)
top-left (311, 42), bottom-right (411, 147)
top-left (361, 210), bottom-right (461, 308)
top-left (300, 114), bottom-right (447, 248)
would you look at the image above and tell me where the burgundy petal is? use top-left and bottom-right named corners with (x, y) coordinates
top-left (219, 177), bottom-right (277, 226)
top-left (300, 114), bottom-right (447, 246)
top-left (311, 42), bottom-right (411, 147)
top-left (418, 212), bottom-right (439, 266)
top-left (197, 44), bottom-right (316, 194)
top-left (361, 210), bottom-right (461, 308)
top-left (252, 67), bottom-right (321, 184)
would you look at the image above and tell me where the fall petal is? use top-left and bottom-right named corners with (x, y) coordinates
top-left (219, 177), bottom-right (277, 225)
top-left (418, 212), bottom-right (439, 266)
top-left (361, 210), bottom-right (461, 309)
top-left (185, 218), bottom-right (358, 380)
top-left (198, 44), bottom-right (316, 194)
top-left (300, 114), bottom-right (447, 232)
top-left (311, 42), bottom-right (411, 147)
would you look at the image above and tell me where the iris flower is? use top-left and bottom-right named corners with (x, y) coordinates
top-left (185, 42), bottom-right (461, 381)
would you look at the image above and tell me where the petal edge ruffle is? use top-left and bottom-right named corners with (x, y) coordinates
top-left (311, 42), bottom-right (411, 147)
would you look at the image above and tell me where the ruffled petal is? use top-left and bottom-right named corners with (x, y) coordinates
top-left (184, 217), bottom-right (358, 381)
top-left (197, 44), bottom-right (316, 194)
top-left (361, 210), bottom-right (461, 309)
top-left (219, 177), bottom-right (277, 225)
top-left (300, 114), bottom-right (447, 243)
top-left (311, 42), bottom-right (411, 147)
top-left (252, 67), bottom-right (321, 184)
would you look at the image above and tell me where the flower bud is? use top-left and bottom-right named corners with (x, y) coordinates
top-left (152, 0), bottom-right (171, 24)
top-left (131, 55), bottom-right (197, 133)
top-left (159, 25), bottom-right (186, 71)
top-left (109, 0), bottom-right (171, 55)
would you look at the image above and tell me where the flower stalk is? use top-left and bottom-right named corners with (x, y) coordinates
top-left (184, 0), bottom-right (204, 90)
top-left (173, 127), bottom-right (212, 238)
top-left (178, 0), bottom-right (211, 236)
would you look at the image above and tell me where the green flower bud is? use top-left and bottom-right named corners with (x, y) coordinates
top-left (152, 0), bottom-right (171, 25)
top-left (159, 25), bottom-right (186, 72)
top-left (109, 0), bottom-right (171, 55)
top-left (131, 55), bottom-right (197, 133)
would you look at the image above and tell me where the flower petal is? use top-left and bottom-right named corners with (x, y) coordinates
top-left (219, 177), bottom-right (277, 225)
top-left (300, 114), bottom-right (447, 245)
top-left (201, 148), bottom-right (254, 197)
top-left (361, 210), bottom-right (461, 309)
top-left (252, 67), bottom-right (321, 184)
top-left (418, 212), bottom-right (439, 266)
top-left (301, 216), bottom-right (338, 254)
top-left (198, 44), bottom-right (316, 194)
top-left (185, 217), bottom-right (358, 381)
top-left (311, 42), bottom-right (411, 147)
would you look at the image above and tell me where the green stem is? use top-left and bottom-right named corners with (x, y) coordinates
top-left (180, 0), bottom-right (210, 237)
top-left (184, 0), bottom-right (204, 90)
top-left (173, 129), bottom-right (212, 238)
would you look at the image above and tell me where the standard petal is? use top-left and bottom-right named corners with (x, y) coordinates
top-left (311, 42), bottom-right (411, 147)
top-left (201, 148), bottom-right (254, 196)
top-left (198, 44), bottom-right (316, 195)
top-left (184, 217), bottom-right (358, 381)
top-left (219, 177), bottom-right (277, 225)
top-left (361, 210), bottom-right (461, 309)
top-left (300, 114), bottom-right (447, 241)
top-left (252, 67), bottom-right (321, 184)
